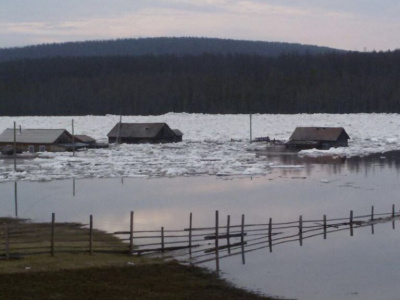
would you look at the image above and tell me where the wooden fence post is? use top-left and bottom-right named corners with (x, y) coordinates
top-left (89, 215), bottom-right (93, 255)
top-left (350, 210), bottom-right (354, 237)
top-left (241, 214), bottom-right (245, 265)
top-left (215, 210), bottom-right (220, 273)
top-left (161, 227), bottom-right (165, 253)
top-left (51, 213), bottom-right (55, 256)
top-left (323, 215), bottom-right (327, 240)
top-left (227, 215), bottom-right (231, 254)
top-left (268, 218), bottom-right (272, 253)
top-left (299, 215), bottom-right (303, 246)
top-left (371, 206), bottom-right (375, 235)
top-left (392, 204), bottom-right (396, 229)
top-left (5, 225), bottom-right (9, 260)
top-left (129, 211), bottom-right (134, 255)
top-left (189, 212), bottom-right (192, 257)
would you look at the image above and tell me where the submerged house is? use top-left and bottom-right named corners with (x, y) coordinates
top-left (285, 127), bottom-right (350, 150)
top-left (0, 128), bottom-right (87, 153)
top-left (107, 123), bottom-right (183, 144)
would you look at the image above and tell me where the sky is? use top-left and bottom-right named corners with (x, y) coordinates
top-left (0, 0), bottom-right (399, 51)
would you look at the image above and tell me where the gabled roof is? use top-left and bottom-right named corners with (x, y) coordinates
top-left (0, 128), bottom-right (70, 144)
top-left (289, 127), bottom-right (350, 142)
top-left (74, 135), bottom-right (96, 143)
top-left (107, 123), bottom-right (168, 138)
top-left (172, 129), bottom-right (183, 136)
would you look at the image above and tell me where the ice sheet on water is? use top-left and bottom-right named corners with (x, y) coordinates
top-left (1, 113), bottom-right (400, 182)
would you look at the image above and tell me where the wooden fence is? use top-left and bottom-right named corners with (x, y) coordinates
top-left (1, 205), bottom-right (399, 272)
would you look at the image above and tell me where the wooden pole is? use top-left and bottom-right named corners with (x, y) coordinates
top-left (51, 213), bottom-right (55, 256)
top-left (241, 214), bottom-right (245, 265)
top-left (5, 225), bottom-right (9, 260)
top-left (13, 121), bottom-right (17, 172)
top-left (72, 119), bottom-right (75, 156)
top-left (350, 210), bottom-right (354, 237)
top-left (14, 181), bottom-right (18, 218)
top-left (189, 212), bottom-right (192, 257)
top-left (226, 215), bottom-right (231, 254)
top-left (215, 210), bottom-right (220, 273)
top-left (89, 215), bottom-right (93, 255)
top-left (129, 211), bottom-right (134, 255)
top-left (371, 206), bottom-right (375, 235)
top-left (323, 215), bottom-right (327, 240)
top-left (268, 217), bottom-right (272, 253)
top-left (392, 204), bottom-right (395, 230)
top-left (161, 227), bottom-right (165, 253)
top-left (299, 215), bottom-right (303, 246)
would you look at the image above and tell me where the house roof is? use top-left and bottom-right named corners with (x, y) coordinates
top-left (172, 129), bottom-right (183, 136)
top-left (0, 128), bottom-right (70, 144)
top-left (74, 135), bottom-right (96, 143)
top-left (289, 127), bottom-right (350, 142)
top-left (107, 123), bottom-right (168, 138)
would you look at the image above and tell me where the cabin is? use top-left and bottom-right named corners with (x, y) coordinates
top-left (285, 127), bottom-right (350, 150)
top-left (107, 123), bottom-right (183, 144)
top-left (0, 128), bottom-right (86, 153)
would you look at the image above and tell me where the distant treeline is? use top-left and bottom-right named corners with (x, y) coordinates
top-left (0, 51), bottom-right (399, 116)
top-left (0, 37), bottom-right (342, 63)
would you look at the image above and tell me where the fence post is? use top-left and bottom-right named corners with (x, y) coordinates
top-left (392, 204), bottom-right (396, 229)
top-left (215, 210), bottom-right (220, 273)
top-left (227, 215), bottom-right (231, 254)
top-left (161, 227), bottom-right (165, 253)
top-left (350, 210), bottom-right (354, 237)
top-left (323, 215), bottom-right (327, 240)
top-left (5, 225), bottom-right (9, 260)
top-left (51, 213), bottom-right (55, 256)
top-left (371, 206), bottom-right (375, 235)
top-left (89, 215), bottom-right (93, 255)
top-left (299, 215), bottom-right (303, 246)
top-left (241, 214), bottom-right (245, 265)
top-left (129, 211), bottom-right (134, 255)
top-left (189, 212), bottom-right (192, 257)
top-left (268, 218), bottom-right (272, 253)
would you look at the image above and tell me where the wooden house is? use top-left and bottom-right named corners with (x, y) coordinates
top-left (107, 123), bottom-right (183, 144)
top-left (0, 128), bottom-right (86, 153)
top-left (285, 127), bottom-right (350, 150)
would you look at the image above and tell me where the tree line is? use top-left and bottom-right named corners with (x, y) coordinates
top-left (0, 51), bottom-right (399, 116)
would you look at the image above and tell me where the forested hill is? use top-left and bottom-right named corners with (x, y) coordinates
top-left (1, 50), bottom-right (399, 116)
top-left (0, 37), bottom-right (343, 62)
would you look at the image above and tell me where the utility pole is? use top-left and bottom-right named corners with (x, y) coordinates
top-left (13, 122), bottom-right (17, 171)
top-left (249, 114), bottom-right (252, 143)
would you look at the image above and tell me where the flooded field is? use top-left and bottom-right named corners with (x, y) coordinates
top-left (1, 150), bottom-right (400, 300)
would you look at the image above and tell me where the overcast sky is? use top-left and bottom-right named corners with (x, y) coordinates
top-left (1, 0), bottom-right (399, 51)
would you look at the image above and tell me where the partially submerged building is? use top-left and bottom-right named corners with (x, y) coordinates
top-left (285, 127), bottom-right (350, 150)
top-left (0, 128), bottom-right (87, 153)
top-left (107, 123), bottom-right (183, 144)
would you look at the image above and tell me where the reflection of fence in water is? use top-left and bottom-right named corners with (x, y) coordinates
top-left (1, 206), bottom-right (399, 269)
top-left (128, 205), bottom-right (399, 272)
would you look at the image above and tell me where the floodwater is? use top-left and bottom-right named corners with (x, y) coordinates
top-left (1, 149), bottom-right (400, 300)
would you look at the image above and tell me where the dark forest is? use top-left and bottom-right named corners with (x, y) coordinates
top-left (0, 47), bottom-right (399, 116)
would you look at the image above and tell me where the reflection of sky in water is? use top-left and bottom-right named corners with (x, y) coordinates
top-left (1, 152), bottom-right (400, 300)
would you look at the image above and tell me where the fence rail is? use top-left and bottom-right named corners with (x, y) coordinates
top-left (1, 205), bottom-right (399, 272)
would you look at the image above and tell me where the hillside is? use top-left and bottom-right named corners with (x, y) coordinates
top-left (0, 50), bottom-right (399, 116)
top-left (0, 37), bottom-right (343, 62)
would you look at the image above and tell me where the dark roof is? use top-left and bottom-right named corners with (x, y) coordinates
top-left (107, 123), bottom-right (168, 138)
top-left (74, 135), bottom-right (96, 143)
top-left (289, 127), bottom-right (350, 142)
top-left (172, 129), bottom-right (183, 136)
top-left (0, 128), bottom-right (70, 144)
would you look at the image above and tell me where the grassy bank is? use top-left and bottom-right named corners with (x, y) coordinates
top-left (0, 218), bottom-right (279, 300)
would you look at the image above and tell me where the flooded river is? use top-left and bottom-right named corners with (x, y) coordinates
top-left (1, 149), bottom-right (400, 300)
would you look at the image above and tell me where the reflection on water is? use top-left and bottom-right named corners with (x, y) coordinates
top-left (2, 151), bottom-right (400, 300)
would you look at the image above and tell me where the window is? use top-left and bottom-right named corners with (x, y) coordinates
top-left (28, 145), bottom-right (34, 153)
top-left (39, 145), bottom-right (46, 152)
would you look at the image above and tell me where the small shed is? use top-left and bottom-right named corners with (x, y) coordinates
top-left (0, 128), bottom-right (77, 153)
top-left (107, 123), bottom-right (183, 144)
top-left (285, 127), bottom-right (350, 150)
